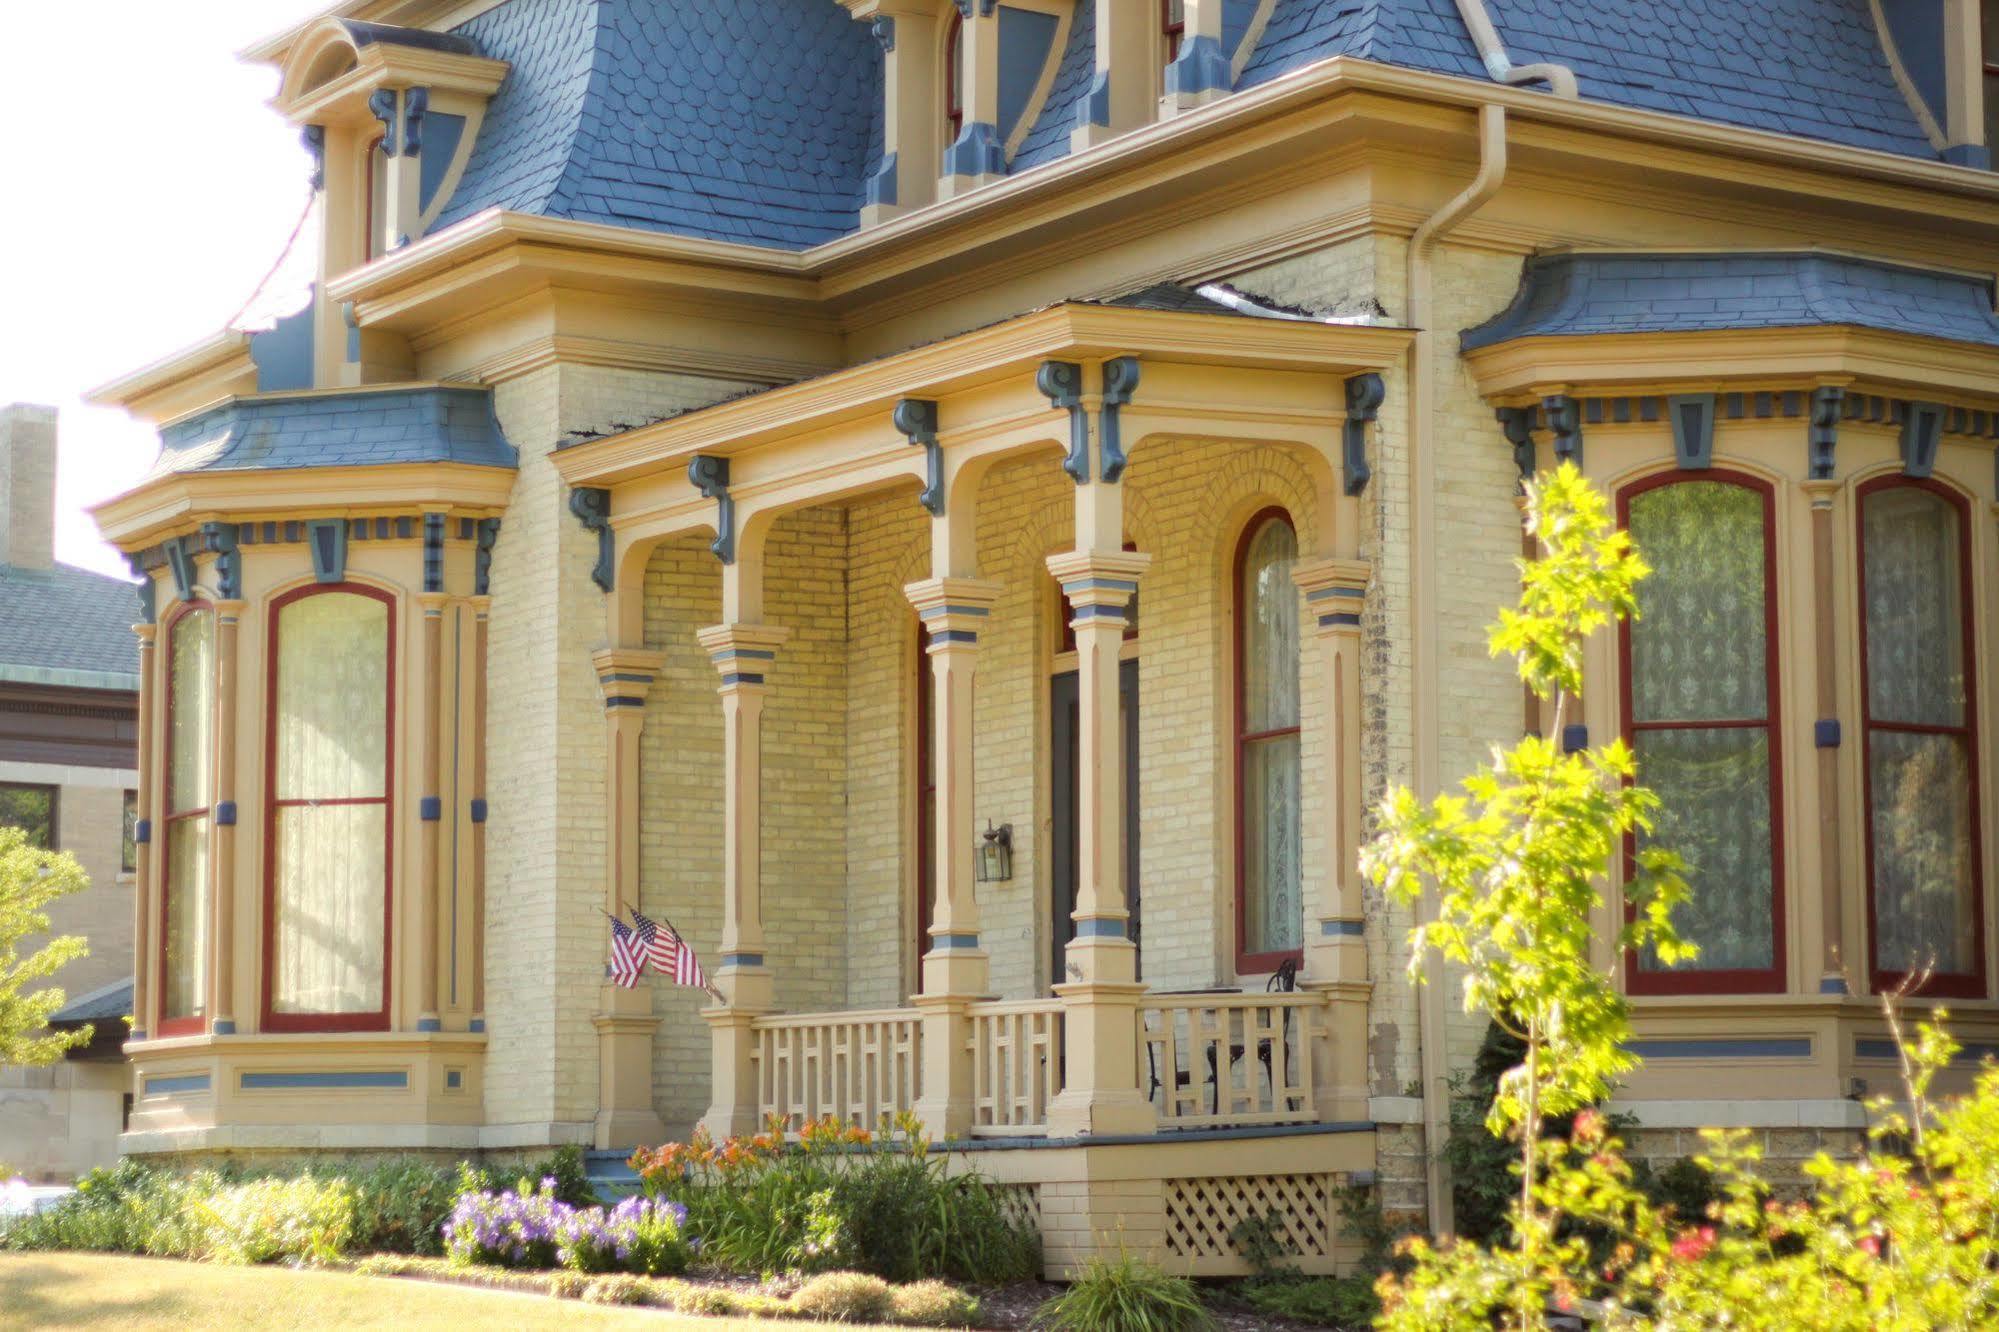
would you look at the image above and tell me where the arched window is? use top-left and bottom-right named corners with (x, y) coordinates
top-left (944, 13), bottom-right (964, 142)
top-left (263, 584), bottom-right (394, 1031)
top-left (159, 603), bottom-right (215, 1037)
top-left (1858, 477), bottom-right (1984, 996)
top-left (1621, 473), bottom-right (1785, 994)
top-left (1235, 508), bottom-right (1301, 971)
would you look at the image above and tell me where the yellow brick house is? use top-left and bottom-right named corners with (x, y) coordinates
top-left (83, 0), bottom-right (1999, 1272)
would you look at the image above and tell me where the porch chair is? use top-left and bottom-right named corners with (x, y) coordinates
top-left (1215, 957), bottom-right (1301, 1115)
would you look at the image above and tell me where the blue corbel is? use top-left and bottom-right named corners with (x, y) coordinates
top-left (1668, 393), bottom-right (1716, 471)
top-left (1542, 394), bottom-right (1582, 469)
top-left (1038, 360), bottom-right (1089, 484)
top-left (199, 522), bottom-right (240, 600)
top-left (401, 87), bottom-right (429, 157)
top-left (125, 553), bottom-right (156, 623)
top-left (474, 517), bottom-right (501, 596)
top-left (952, 0), bottom-right (995, 16)
top-left (1900, 401), bottom-right (1943, 478)
top-left (864, 152), bottom-right (898, 209)
top-left (1080, 71), bottom-right (1113, 129)
top-left (306, 519), bottom-right (347, 583)
top-left (567, 488), bottom-right (613, 591)
top-left (1163, 33), bottom-right (1232, 100)
top-left (1099, 357), bottom-right (1140, 483)
top-left (368, 89), bottom-right (399, 155)
top-left (422, 512), bottom-right (446, 593)
top-left (894, 399), bottom-right (944, 515)
top-left (687, 456), bottom-right (736, 565)
top-left (871, 15), bottom-right (894, 50)
top-left (1808, 385), bottom-right (1844, 480)
top-left (1343, 373), bottom-right (1385, 496)
top-left (1496, 405), bottom-right (1536, 482)
top-left (163, 536), bottom-right (198, 602)
top-left (301, 125), bottom-right (326, 191)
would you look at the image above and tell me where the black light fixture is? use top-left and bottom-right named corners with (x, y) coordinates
top-left (976, 821), bottom-right (1013, 883)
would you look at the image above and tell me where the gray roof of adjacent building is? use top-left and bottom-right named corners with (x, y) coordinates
top-left (0, 561), bottom-right (141, 691)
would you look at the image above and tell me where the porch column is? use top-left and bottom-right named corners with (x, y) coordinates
top-left (417, 592), bottom-right (448, 1031)
top-left (131, 620), bottom-right (157, 1042)
top-left (209, 600), bottom-right (244, 1035)
top-left (470, 595), bottom-right (491, 1032)
top-left (592, 645), bottom-right (669, 1149)
top-left (904, 575), bottom-right (1002, 1137)
top-left (697, 622), bottom-right (790, 1138)
top-left (1045, 478), bottom-right (1154, 1135)
top-left (1291, 557), bottom-right (1371, 1121)
top-left (1803, 480), bottom-right (1849, 994)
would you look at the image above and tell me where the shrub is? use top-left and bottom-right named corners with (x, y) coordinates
top-left (792, 1271), bottom-right (895, 1323)
top-left (1239, 1275), bottom-right (1378, 1328)
top-left (545, 1271), bottom-right (587, 1299)
top-left (890, 1279), bottom-right (982, 1328)
top-left (1, 1161), bottom-right (207, 1257)
top-left (1031, 1253), bottom-right (1218, 1332)
top-left (555, 1196), bottom-right (690, 1276)
top-left (194, 1175), bottom-right (356, 1264)
top-left (581, 1273), bottom-right (647, 1305)
top-left (344, 1159), bottom-right (462, 1256)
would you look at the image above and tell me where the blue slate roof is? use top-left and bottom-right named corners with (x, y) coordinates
top-left (148, 386), bottom-right (516, 479)
top-left (0, 563), bottom-right (140, 687)
top-left (52, 979), bottom-right (134, 1026)
top-left (1460, 252), bottom-right (1999, 351)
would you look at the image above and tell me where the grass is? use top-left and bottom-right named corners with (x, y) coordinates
top-left (0, 1253), bottom-right (903, 1330)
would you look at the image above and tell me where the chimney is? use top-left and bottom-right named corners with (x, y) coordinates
top-left (0, 404), bottom-right (57, 571)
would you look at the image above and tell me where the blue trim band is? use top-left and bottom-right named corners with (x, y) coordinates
top-left (1318, 612), bottom-right (1361, 628)
top-left (468, 1018), bottom-right (486, 1033)
top-left (416, 1017), bottom-right (442, 1032)
top-left (1070, 605), bottom-right (1126, 623)
top-left (1321, 919), bottom-right (1365, 937)
top-left (721, 952), bottom-right (764, 968)
top-left (1061, 576), bottom-right (1139, 594)
top-left (597, 673), bottom-right (655, 684)
top-left (929, 629), bottom-right (979, 645)
top-left (135, 819), bottom-right (150, 845)
top-left (708, 648), bottom-right (776, 663)
top-left (1815, 718), bottom-right (1842, 749)
top-left (470, 798), bottom-right (488, 824)
top-left (445, 1070), bottom-right (463, 1089)
top-left (604, 696), bottom-right (648, 708)
top-left (720, 672), bottom-right (764, 687)
top-left (1819, 975), bottom-right (1850, 994)
top-left (214, 802), bottom-right (236, 827)
top-left (918, 604), bottom-right (991, 619)
top-left (419, 796), bottom-right (442, 821)
top-left (210, 1020), bottom-right (236, 1035)
top-left (1305, 585), bottom-right (1365, 602)
top-left (240, 1071), bottom-right (410, 1090)
top-left (1562, 723), bottom-right (1588, 753)
top-left (1074, 919), bottom-right (1127, 939)
top-left (1627, 1038), bottom-right (1811, 1059)
top-left (1858, 1037), bottom-right (1999, 1063)
top-left (146, 1074), bottom-right (211, 1096)
top-left (931, 933), bottom-right (981, 950)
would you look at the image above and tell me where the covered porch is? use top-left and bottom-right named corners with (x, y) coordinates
top-left (554, 291), bottom-right (1410, 1180)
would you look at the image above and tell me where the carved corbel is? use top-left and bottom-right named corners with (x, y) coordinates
top-left (1900, 401), bottom-right (1944, 478)
top-left (1342, 372), bottom-right (1384, 496)
top-left (1038, 360), bottom-right (1088, 484)
top-left (568, 487), bottom-right (614, 591)
top-left (1808, 384), bottom-right (1844, 479)
top-left (199, 522), bottom-right (241, 601)
top-left (474, 517), bottom-right (501, 596)
top-left (422, 511), bottom-right (446, 593)
top-left (301, 125), bottom-right (326, 191)
top-left (126, 552), bottom-right (156, 624)
top-left (1098, 357), bottom-right (1140, 483)
top-left (368, 89), bottom-right (399, 154)
top-left (402, 87), bottom-right (429, 156)
top-left (1542, 393), bottom-right (1582, 469)
top-left (687, 455), bottom-right (736, 565)
top-left (894, 399), bottom-right (943, 515)
top-left (1667, 394), bottom-right (1716, 471)
top-left (1496, 404), bottom-right (1536, 482)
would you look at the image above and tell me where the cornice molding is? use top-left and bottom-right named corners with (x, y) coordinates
top-left (450, 333), bottom-right (830, 388)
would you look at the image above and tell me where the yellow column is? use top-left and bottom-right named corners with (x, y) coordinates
top-left (1044, 490), bottom-right (1155, 1136)
top-left (209, 601), bottom-right (244, 1035)
top-left (1291, 557), bottom-right (1371, 1120)
top-left (939, 0), bottom-right (1004, 196)
top-left (904, 575), bottom-right (1002, 1137)
top-left (591, 645), bottom-right (669, 1149)
top-left (1803, 480), bottom-right (1849, 995)
top-left (849, 1), bottom-right (942, 222)
top-left (696, 622), bottom-right (790, 1138)
top-left (131, 620), bottom-right (157, 1043)
top-left (469, 596), bottom-right (490, 1033)
top-left (417, 593), bottom-right (448, 1031)
top-left (1072, 0), bottom-right (1158, 151)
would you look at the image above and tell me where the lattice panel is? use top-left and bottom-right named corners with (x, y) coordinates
top-left (993, 1183), bottom-right (1041, 1233)
top-left (1163, 1173), bottom-right (1337, 1261)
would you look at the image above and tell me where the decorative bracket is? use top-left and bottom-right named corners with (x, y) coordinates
top-left (474, 517), bottom-right (501, 596)
top-left (301, 125), bottom-right (326, 191)
top-left (1099, 357), bottom-right (1140, 483)
top-left (1808, 385), bottom-right (1844, 480)
top-left (1667, 393), bottom-right (1716, 470)
top-left (125, 553), bottom-right (156, 624)
top-left (1496, 405), bottom-right (1536, 482)
top-left (1038, 360), bottom-right (1088, 484)
top-left (306, 519), bottom-right (347, 583)
top-left (1341, 372), bottom-right (1384, 496)
top-left (1542, 394), bottom-right (1582, 469)
top-left (894, 399), bottom-right (943, 515)
top-left (402, 87), bottom-right (429, 156)
top-left (368, 89), bottom-right (399, 154)
top-left (687, 455), bottom-right (736, 565)
top-left (161, 536), bottom-right (197, 603)
top-left (199, 522), bottom-right (241, 600)
top-left (870, 15), bottom-right (894, 50)
top-left (567, 487), bottom-right (614, 591)
top-left (1900, 401), bottom-right (1943, 478)
top-left (952, 0), bottom-right (996, 15)
top-left (422, 512), bottom-right (446, 593)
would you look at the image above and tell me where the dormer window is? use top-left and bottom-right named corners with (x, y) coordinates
top-left (945, 12), bottom-right (965, 141)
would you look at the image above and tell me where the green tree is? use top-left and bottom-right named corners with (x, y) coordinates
top-left (0, 825), bottom-right (92, 1065)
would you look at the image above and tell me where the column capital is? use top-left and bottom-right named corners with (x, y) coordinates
top-left (1292, 555), bottom-right (1369, 635)
top-left (904, 576), bottom-right (1003, 642)
top-left (416, 591), bottom-right (450, 615)
top-left (212, 598), bottom-right (247, 622)
top-left (1045, 550), bottom-right (1150, 608)
top-left (133, 621), bottom-right (157, 645)
top-left (695, 623), bottom-right (789, 687)
top-left (593, 645), bottom-right (667, 708)
top-left (1801, 477), bottom-right (1841, 508)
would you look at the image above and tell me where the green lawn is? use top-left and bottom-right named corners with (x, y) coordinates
top-left (0, 1253), bottom-right (883, 1330)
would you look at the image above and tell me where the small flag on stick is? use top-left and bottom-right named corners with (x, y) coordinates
top-left (607, 914), bottom-right (644, 988)
top-left (631, 905), bottom-right (710, 993)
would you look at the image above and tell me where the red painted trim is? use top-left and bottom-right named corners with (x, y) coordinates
top-left (944, 13), bottom-right (963, 140)
top-left (259, 582), bottom-right (396, 1034)
top-left (1233, 507), bottom-right (1305, 976)
top-left (1162, 0), bottom-right (1185, 60)
top-left (1855, 476), bottom-right (1987, 999)
top-left (1618, 471), bottom-right (1787, 996)
top-left (157, 599), bottom-right (214, 1038)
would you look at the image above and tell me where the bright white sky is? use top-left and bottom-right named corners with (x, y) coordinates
top-left (0, 1), bottom-right (335, 578)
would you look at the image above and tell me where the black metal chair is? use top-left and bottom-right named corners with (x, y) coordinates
top-left (1217, 958), bottom-right (1300, 1114)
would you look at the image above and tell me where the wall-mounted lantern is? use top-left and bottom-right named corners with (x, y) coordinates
top-left (976, 822), bottom-right (1013, 883)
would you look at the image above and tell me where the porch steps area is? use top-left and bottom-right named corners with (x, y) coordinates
top-left (585, 1149), bottom-right (643, 1203)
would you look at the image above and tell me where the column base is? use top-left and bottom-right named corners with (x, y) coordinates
top-left (911, 991), bottom-right (978, 1140)
top-left (1047, 975), bottom-right (1155, 1138)
top-left (594, 983), bottom-right (665, 1150)
top-left (1045, 1086), bottom-right (1159, 1138)
top-left (699, 1003), bottom-right (768, 1140)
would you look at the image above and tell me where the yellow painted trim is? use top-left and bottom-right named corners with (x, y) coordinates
top-left (87, 331), bottom-right (257, 421)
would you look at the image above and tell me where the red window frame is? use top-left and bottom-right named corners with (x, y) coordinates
top-left (1233, 506), bottom-right (1304, 975)
top-left (158, 599), bottom-right (214, 1038)
top-left (944, 13), bottom-right (964, 141)
top-left (260, 581), bottom-right (397, 1033)
top-left (1856, 475), bottom-right (1987, 999)
top-left (1618, 470), bottom-right (1787, 996)
top-left (914, 616), bottom-right (936, 993)
top-left (1162, 0), bottom-right (1185, 61)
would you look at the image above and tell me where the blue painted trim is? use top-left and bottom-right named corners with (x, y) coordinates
top-left (1901, 401), bottom-right (1944, 477)
top-left (688, 456), bottom-right (736, 564)
top-left (1074, 918), bottom-right (1126, 938)
top-left (164, 536), bottom-right (198, 602)
top-left (598, 672), bottom-right (656, 685)
top-left (1543, 394), bottom-right (1582, 470)
top-left (146, 1074), bottom-right (211, 1096)
top-left (1943, 143), bottom-right (1993, 169)
top-left (446, 1069), bottom-right (463, 1089)
top-left (719, 672), bottom-right (765, 687)
top-left (918, 604), bottom-right (992, 619)
top-left (1815, 718), bottom-right (1842, 749)
top-left (1809, 385), bottom-right (1844, 479)
top-left (1343, 373), bottom-right (1384, 495)
top-left (1497, 405), bottom-right (1537, 481)
top-left (1669, 393), bottom-right (1717, 470)
top-left (1080, 70), bottom-right (1112, 128)
top-left (214, 801), bottom-right (236, 827)
top-left (1627, 1038), bottom-right (1811, 1059)
top-left (1562, 723), bottom-right (1588, 753)
top-left (307, 519), bottom-right (348, 584)
top-left (1305, 585), bottom-right (1364, 602)
top-left (568, 487), bottom-right (614, 591)
top-left (211, 1020), bottom-right (236, 1035)
top-left (470, 798), bottom-right (488, 824)
top-left (1164, 32), bottom-right (1232, 97)
top-left (708, 648), bottom-right (776, 662)
top-left (469, 1018), bottom-right (485, 1033)
top-left (932, 933), bottom-right (981, 950)
top-left (947, 1120), bottom-right (1375, 1152)
top-left (1857, 1037), bottom-right (1999, 1064)
top-left (1819, 975), bottom-right (1850, 994)
top-left (416, 1017), bottom-right (442, 1032)
top-left (942, 121), bottom-right (1004, 178)
top-left (130, 1029), bottom-right (147, 1042)
top-left (1098, 356), bottom-right (1140, 482)
top-left (419, 796), bottom-right (442, 821)
top-left (894, 398), bottom-right (942, 514)
top-left (1061, 577), bottom-right (1139, 594)
top-left (1318, 612), bottom-right (1361, 628)
top-left (721, 952), bottom-right (764, 968)
top-left (240, 1071), bottom-right (410, 1090)
top-left (929, 629), bottom-right (979, 645)
top-left (135, 819), bottom-right (151, 845)
top-left (1037, 361), bottom-right (1088, 482)
top-left (604, 696), bottom-right (648, 708)
top-left (1069, 605), bottom-right (1126, 623)
top-left (1321, 919), bottom-right (1365, 937)
top-left (871, 15), bottom-right (895, 51)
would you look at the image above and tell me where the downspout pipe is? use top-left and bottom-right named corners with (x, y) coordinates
top-left (1453, 0), bottom-right (1579, 98)
top-left (1404, 99), bottom-right (1509, 1238)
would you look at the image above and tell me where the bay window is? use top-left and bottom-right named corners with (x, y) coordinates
top-left (1858, 478), bottom-right (1985, 996)
top-left (161, 604), bottom-right (215, 1035)
top-left (1621, 474), bottom-right (1786, 994)
top-left (263, 585), bottom-right (394, 1031)
top-left (1236, 508), bottom-right (1302, 971)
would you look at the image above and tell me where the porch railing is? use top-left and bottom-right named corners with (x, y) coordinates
top-left (966, 998), bottom-right (1065, 1137)
top-left (751, 1008), bottom-right (921, 1132)
top-left (1139, 992), bottom-right (1324, 1130)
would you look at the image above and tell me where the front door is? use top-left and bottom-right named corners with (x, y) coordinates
top-left (1050, 658), bottom-right (1140, 984)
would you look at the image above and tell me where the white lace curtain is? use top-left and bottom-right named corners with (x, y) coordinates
top-left (162, 609), bottom-right (214, 1021)
top-left (1240, 515), bottom-right (1302, 957)
top-left (270, 591), bottom-right (390, 1018)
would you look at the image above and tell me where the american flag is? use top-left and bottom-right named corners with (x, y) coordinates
top-left (607, 915), bottom-right (644, 988)
top-left (632, 906), bottom-right (707, 990)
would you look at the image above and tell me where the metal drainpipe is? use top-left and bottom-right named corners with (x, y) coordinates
top-left (1453, 0), bottom-right (1580, 98)
top-left (1404, 100), bottom-right (1509, 1237)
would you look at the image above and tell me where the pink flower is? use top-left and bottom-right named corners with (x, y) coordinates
top-left (1671, 1226), bottom-right (1716, 1262)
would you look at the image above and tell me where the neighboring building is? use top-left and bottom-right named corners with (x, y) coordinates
top-left (0, 404), bottom-right (141, 1181)
top-left (81, 0), bottom-right (1999, 1270)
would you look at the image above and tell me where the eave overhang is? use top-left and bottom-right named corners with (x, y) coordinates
top-left (87, 330), bottom-right (257, 425)
top-left (278, 38), bottom-right (509, 128)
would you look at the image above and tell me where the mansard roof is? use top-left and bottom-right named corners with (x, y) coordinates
top-left (1461, 252), bottom-right (1999, 351)
top-left (148, 385), bottom-right (517, 479)
top-left (413, 0), bottom-right (1939, 254)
